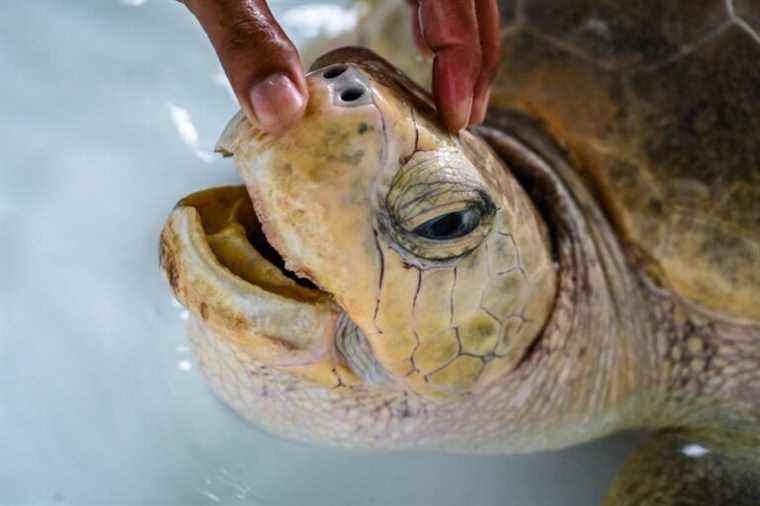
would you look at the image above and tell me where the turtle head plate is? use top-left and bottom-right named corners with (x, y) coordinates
top-left (164, 47), bottom-right (556, 410)
top-left (205, 48), bottom-right (558, 397)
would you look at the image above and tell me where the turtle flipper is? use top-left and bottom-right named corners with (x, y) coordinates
top-left (604, 432), bottom-right (760, 505)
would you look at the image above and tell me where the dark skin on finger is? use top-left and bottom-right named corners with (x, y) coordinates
top-left (181, 0), bottom-right (500, 133)
top-left (182, 0), bottom-right (309, 133)
top-left (413, 0), bottom-right (500, 130)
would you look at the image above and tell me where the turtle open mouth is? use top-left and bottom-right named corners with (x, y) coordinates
top-left (161, 184), bottom-right (390, 387)
top-left (160, 184), bottom-right (355, 374)
top-left (241, 199), bottom-right (320, 292)
top-left (177, 185), bottom-right (325, 299)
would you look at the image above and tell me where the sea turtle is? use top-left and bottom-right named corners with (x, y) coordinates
top-left (159, 1), bottom-right (760, 503)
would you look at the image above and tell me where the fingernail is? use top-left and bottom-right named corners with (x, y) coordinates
top-left (471, 87), bottom-right (490, 125)
top-left (249, 73), bottom-right (306, 132)
top-left (435, 49), bottom-right (475, 132)
top-left (453, 94), bottom-right (473, 132)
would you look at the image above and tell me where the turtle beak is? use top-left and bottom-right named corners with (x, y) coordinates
top-left (164, 48), bottom-right (427, 390)
top-left (215, 57), bottom-right (390, 298)
top-left (159, 186), bottom-right (361, 388)
top-left (160, 55), bottom-right (392, 390)
top-left (216, 53), bottom-right (375, 156)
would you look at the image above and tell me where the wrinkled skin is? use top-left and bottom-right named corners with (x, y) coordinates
top-left (160, 7), bottom-right (760, 503)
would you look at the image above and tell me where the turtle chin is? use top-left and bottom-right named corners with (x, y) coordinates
top-left (160, 185), bottom-right (381, 389)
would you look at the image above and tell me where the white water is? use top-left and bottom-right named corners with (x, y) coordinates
top-left (0, 1), bottom-right (638, 504)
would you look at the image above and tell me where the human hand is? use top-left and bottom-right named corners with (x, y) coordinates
top-left (181, 0), bottom-right (500, 134)
top-left (410, 0), bottom-right (500, 131)
top-left (181, 0), bottom-right (309, 135)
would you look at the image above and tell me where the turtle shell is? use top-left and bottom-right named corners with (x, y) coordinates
top-left (488, 0), bottom-right (760, 322)
top-left (331, 0), bottom-right (760, 323)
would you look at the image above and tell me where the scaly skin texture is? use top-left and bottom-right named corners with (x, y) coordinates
top-left (605, 433), bottom-right (760, 505)
top-left (167, 105), bottom-right (760, 455)
top-left (159, 1), bottom-right (760, 502)
top-left (482, 111), bottom-right (760, 505)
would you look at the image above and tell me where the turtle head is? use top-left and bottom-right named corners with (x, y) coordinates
top-left (209, 48), bottom-right (558, 397)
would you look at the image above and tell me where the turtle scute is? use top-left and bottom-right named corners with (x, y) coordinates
top-left (487, 0), bottom-right (760, 323)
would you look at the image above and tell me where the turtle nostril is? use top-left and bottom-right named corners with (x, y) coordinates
top-left (319, 66), bottom-right (370, 106)
top-left (340, 87), bottom-right (365, 102)
top-left (323, 65), bottom-right (347, 79)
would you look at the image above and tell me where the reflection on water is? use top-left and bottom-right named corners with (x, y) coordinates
top-left (280, 3), bottom-right (363, 38)
top-left (681, 444), bottom-right (711, 458)
top-left (0, 0), bottom-right (639, 504)
top-left (197, 467), bottom-right (273, 504)
top-left (167, 102), bottom-right (215, 163)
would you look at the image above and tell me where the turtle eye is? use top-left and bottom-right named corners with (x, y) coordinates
top-left (413, 207), bottom-right (482, 241)
top-left (383, 150), bottom-right (496, 263)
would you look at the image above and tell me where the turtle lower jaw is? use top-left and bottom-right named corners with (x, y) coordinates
top-left (171, 185), bottom-right (328, 302)
top-left (160, 185), bottom-right (368, 387)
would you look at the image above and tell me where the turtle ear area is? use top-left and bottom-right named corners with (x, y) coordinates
top-left (215, 109), bottom-right (250, 157)
top-left (310, 46), bottom-right (436, 117)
